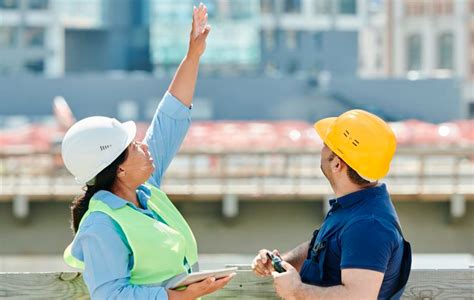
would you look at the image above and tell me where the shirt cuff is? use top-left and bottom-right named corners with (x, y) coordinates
top-left (340, 264), bottom-right (386, 273)
top-left (157, 91), bottom-right (192, 120)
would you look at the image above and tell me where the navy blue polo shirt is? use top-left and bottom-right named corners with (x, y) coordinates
top-left (303, 184), bottom-right (404, 298)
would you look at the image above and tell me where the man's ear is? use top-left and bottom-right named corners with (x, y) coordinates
top-left (331, 156), bottom-right (344, 174)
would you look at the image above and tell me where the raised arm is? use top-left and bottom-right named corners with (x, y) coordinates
top-left (168, 3), bottom-right (210, 107)
top-left (144, 4), bottom-right (211, 187)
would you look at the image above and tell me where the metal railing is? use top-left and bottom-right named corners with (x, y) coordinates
top-left (0, 146), bottom-right (473, 201)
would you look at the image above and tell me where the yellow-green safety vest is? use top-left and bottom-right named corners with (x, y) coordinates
top-left (64, 182), bottom-right (199, 287)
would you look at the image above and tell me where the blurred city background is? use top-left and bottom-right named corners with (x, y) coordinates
top-left (0, 0), bottom-right (473, 272)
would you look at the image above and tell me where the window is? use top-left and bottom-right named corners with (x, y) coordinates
top-left (0, 27), bottom-right (17, 47)
top-left (190, 97), bottom-right (213, 120)
top-left (406, 34), bottom-right (422, 71)
top-left (287, 58), bottom-right (299, 74)
top-left (28, 0), bottom-right (48, 9)
top-left (118, 100), bottom-right (139, 120)
top-left (376, 34), bottom-right (383, 46)
top-left (24, 59), bottom-right (44, 73)
top-left (0, 0), bottom-right (18, 9)
top-left (405, 0), bottom-right (426, 16)
top-left (284, 0), bottom-right (301, 14)
top-left (286, 30), bottom-right (297, 50)
top-left (433, 0), bottom-right (453, 15)
top-left (204, 0), bottom-right (218, 18)
top-left (368, 0), bottom-right (384, 14)
top-left (296, 31), bottom-right (303, 49)
top-left (261, 0), bottom-right (274, 14)
top-left (145, 98), bottom-right (159, 120)
top-left (339, 0), bottom-right (357, 14)
top-left (229, 0), bottom-right (253, 19)
top-left (315, 0), bottom-right (331, 14)
top-left (263, 30), bottom-right (275, 51)
top-left (469, 102), bottom-right (474, 119)
top-left (265, 61), bottom-right (278, 74)
top-left (314, 32), bottom-right (323, 50)
top-left (376, 54), bottom-right (383, 69)
top-left (437, 32), bottom-right (454, 69)
top-left (24, 27), bottom-right (45, 47)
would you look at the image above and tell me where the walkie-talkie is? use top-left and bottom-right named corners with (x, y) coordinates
top-left (266, 251), bottom-right (286, 273)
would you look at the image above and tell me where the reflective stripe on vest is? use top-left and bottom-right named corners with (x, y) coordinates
top-left (63, 182), bottom-right (199, 286)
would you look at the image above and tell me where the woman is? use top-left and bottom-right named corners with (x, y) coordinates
top-left (62, 4), bottom-right (233, 299)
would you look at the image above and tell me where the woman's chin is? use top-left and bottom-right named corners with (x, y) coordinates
top-left (147, 165), bottom-right (155, 177)
top-left (149, 164), bottom-right (156, 175)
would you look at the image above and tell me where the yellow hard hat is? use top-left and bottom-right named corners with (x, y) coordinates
top-left (314, 110), bottom-right (397, 180)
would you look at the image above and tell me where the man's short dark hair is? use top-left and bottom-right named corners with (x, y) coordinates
top-left (329, 150), bottom-right (370, 186)
top-left (346, 164), bottom-right (370, 186)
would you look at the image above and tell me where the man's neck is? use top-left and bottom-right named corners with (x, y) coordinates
top-left (333, 180), bottom-right (378, 198)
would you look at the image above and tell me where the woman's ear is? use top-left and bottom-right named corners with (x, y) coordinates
top-left (117, 167), bottom-right (126, 178)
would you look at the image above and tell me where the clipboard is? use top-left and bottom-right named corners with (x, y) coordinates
top-left (170, 267), bottom-right (238, 289)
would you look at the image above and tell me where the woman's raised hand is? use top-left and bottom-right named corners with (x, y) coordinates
top-left (188, 2), bottom-right (211, 59)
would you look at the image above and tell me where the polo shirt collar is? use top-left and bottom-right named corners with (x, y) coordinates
top-left (331, 183), bottom-right (388, 209)
top-left (93, 184), bottom-right (152, 210)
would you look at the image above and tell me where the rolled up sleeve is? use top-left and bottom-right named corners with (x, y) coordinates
top-left (156, 91), bottom-right (192, 120)
top-left (144, 92), bottom-right (192, 187)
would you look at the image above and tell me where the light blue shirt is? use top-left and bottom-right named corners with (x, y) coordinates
top-left (71, 92), bottom-right (191, 299)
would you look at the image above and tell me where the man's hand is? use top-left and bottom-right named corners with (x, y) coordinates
top-left (272, 261), bottom-right (302, 300)
top-left (188, 3), bottom-right (211, 60)
top-left (252, 249), bottom-right (280, 277)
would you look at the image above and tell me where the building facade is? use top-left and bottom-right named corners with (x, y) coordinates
top-left (359, 0), bottom-right (474, 117)
top-left (148, 0), bottom-right (261, 74)
top-left (0, 0), bottom-right (63, 75)
top-left (0, 0), bottom-right (150, 75)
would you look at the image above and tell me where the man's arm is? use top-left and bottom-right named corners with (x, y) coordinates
top-left (273, 262), bottom-right (383, 300)
top-left (281, 241), bottom-right (309, 272)
top-left (296, 268), bottom-right (384, 300)
top-left (252, 241), bottom-right (309, 276)
top-left (273, 218), bottom-right (396, 299)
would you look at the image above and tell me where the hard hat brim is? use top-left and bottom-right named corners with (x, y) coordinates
top-left (314, 117), bottom-right (336, 144)
top-left (122, 120), bottom-right (137, 148)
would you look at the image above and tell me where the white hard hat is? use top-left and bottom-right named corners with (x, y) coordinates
top-left (61, 116), bottom-right (136, 184)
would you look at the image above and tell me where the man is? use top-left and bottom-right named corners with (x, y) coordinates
top-left (252, 110), bottom-right (411, 300)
